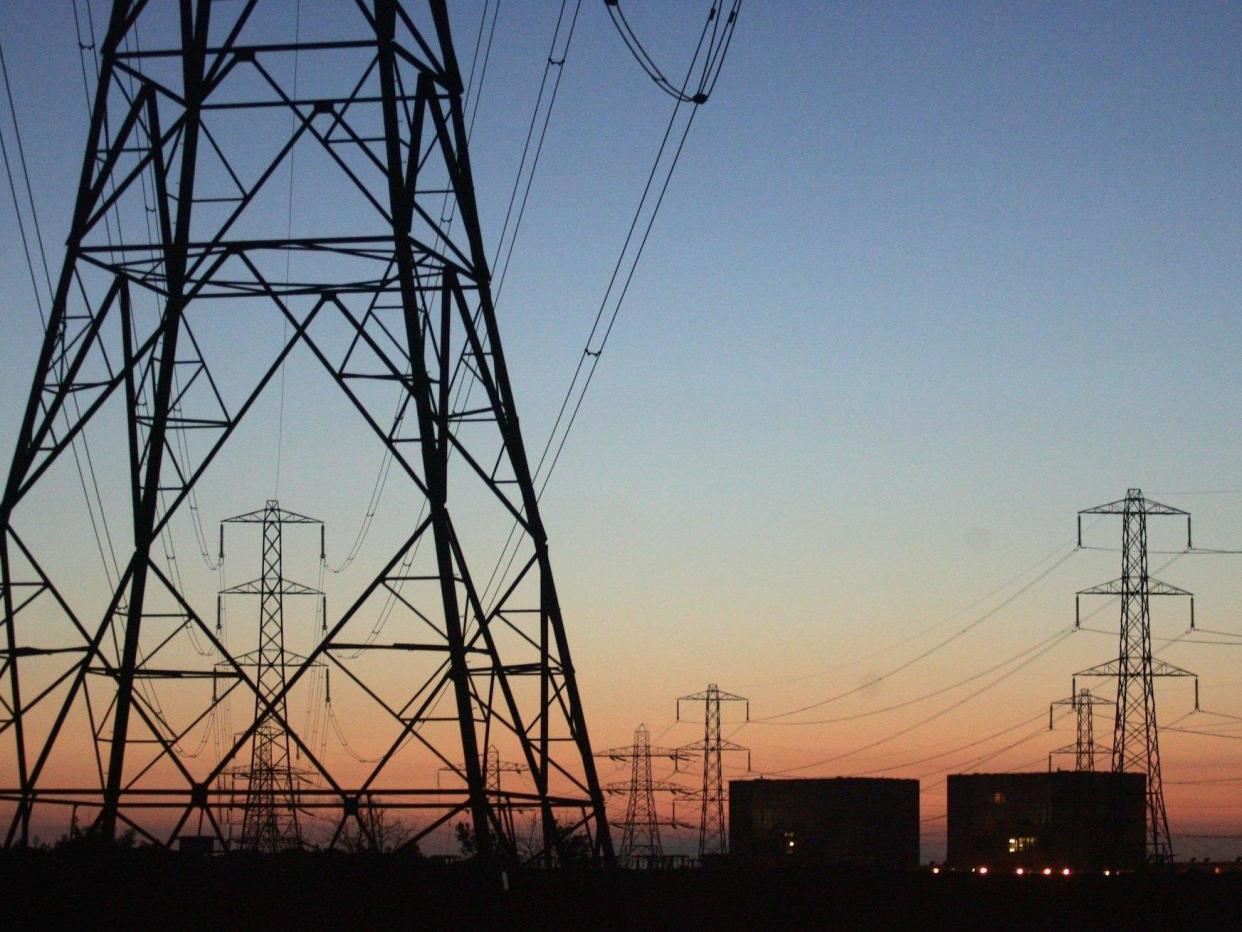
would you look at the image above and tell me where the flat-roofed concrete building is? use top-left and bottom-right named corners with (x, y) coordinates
top-left (946, 771), bottom-right (1145, 871)
top-left (729, 777), bottom-right (919, 867)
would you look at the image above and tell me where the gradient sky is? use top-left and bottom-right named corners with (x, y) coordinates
top-left (1, 1), bottom-right (1241, 861)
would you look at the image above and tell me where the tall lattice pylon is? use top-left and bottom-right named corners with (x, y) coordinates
top-left (597, 724), bottom-right (688, 868)
top-left (1074, 489), bottom-right (1197, 863)
top-left (218, 502), bottom-right (323, 852)
top-left (0, 0), bottom-right (611, 864)
top-left (1048, 688), bottom-right (1112, 772)
top-left (677, 686), bottom-right (748, 859)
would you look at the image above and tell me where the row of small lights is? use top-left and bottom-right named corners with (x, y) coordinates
top-left (932, 865), bottom-right (1234, 876)
top-left (929, 866), bottom-right (1101, 876)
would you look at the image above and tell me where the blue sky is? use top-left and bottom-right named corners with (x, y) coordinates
top-left (1, 1), bottom-right (1241, 859)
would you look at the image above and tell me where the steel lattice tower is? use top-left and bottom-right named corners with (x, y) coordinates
top-left (0, 0), bottom-right (612, 863)
top-left (597, 724), bottom-right (687, 868)
top-left (219, 502), bottom-right (323, 851)
top-left (1074, 489), bottom-right (1196, 863)
top-left (677, 685), bottom-right (748, 859)
top-left (1049, 688), bottom-right (1112, 773)
top-left (482, 745), bottom-right (521, 849)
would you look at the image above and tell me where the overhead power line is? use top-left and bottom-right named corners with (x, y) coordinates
top-left (480, 3), bottom-right (743, 610)
top-left (753, 547), bottom-right (1079, 722)
top-left (741, 531), bottom-right (1089, 690)
top-left (753, 626), bottom-right (1076, 777)
top-left (605, 0), bottom-right (742, 104)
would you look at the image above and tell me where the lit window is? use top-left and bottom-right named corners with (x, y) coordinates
top-left (993, 792), bottom-right (1006, 804)
top-left (1008, 835), bottom-right (1037, 853)
top-left (783, 831), bottom-right (796, 854)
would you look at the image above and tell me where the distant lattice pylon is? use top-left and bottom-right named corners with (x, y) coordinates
top-left (596, 724), bottom-right (688, 867)
top-left (1074, 488), bottom-right (1198, 863)
top-left (1049, 687), bottom-right (1113, 773)
top-left (677, 685), bottom-right (749, 858)
top-left (219, 501), bottom-right (324, 852)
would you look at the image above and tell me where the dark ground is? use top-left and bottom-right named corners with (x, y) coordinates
top-left (2, 851), bottom-right (1241, 929)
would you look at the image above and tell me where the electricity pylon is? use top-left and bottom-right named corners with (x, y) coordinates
top-left (1074, 489), bottom-right (1197, 864)
top-left (218, 501), bottom-right (323, 852)
top-left (442, 745), bottom-right (523, 852)
top-left (0, 0), bottom-right (611, 864)
top-left (677, 685), bottom-right (749, 859)
top-left (597, 724), bottom-right (689, 867)
top-left (1048, 688), bottom-right (1112, 773)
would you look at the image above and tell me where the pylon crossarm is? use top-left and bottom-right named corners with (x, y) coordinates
top-left (221, 579), bottom-right (323, 597)
top-left (680, 738), bottom-right (748, 753)
top-left (1149, 660), bottom-right (1197, 678)
top-left (223, 507), bottom-right (321, 525)
top-left (1080, 496), bottom-right (1189, 517)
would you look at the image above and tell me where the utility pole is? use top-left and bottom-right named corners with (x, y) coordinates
top-left (0, 1), bottom-right (612, 862)
top-left (597, 724), bottom-right (689, 868)
top-left (678, 685), bottom-right (749, 859)
top-left (1049, 688), bottom-right (1112, 772)
top-left (1074, 489), bottom-right (1198, 864)
top-left (219, 502), bottom-right (323, 852)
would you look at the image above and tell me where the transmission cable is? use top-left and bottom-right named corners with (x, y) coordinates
top-left (325, 0), bottom-right (500, 577)
top-left (491, 0), bottom-right (582, 303)
top-left (752, 547), bottom-right (1078, 722)
top-left (606, 0), bottom-right (741, 104)
top-left (751, 629), bottom-right (1083, 728)
top-left (852, 710), bottom-right (1056, 778)
top-left (741, 531), bottom-right (1089, 690)
top-left (333, 1), bottom-right (587, 656)
top-left (481, 6), bottom-right (737, 610)
top-left (752, 625), bottom-right (1076, 776)
top-left (1, 33), bottom-right (129, 611)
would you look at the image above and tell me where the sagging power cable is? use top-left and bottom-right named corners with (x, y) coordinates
top-left (753, 625), bottom-right (1076, 776)
top-left (752, 547), bottom-right (1079, 722)
top-left (605, 0), bottom-right (742, 104)
top-left (481, 5), bottom-right (742, 610)
top-left (326, 0), bottom-right (505, 578)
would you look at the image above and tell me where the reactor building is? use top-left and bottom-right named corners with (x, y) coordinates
top-left (946, 771), bottom-right (1146, 870)
top-left (729, 777), bottom-right (920, 867)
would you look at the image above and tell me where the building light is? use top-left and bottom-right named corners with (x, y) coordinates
top-left (1042, 868), bottom-right (1052, 876)
top-left (978, 866), bottom-right (989, 875)
top-left (1103, 870), bottom-right (1112, 877)
top-left (1062, 868), bottom-right (1071, 876)
top-left (931, 867), bottom-right (941, 875)
top-left (1016, 868), bottom-right (1025, 876)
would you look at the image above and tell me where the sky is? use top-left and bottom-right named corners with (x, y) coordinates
top-left (1, 1), bottom-right (1241, 862)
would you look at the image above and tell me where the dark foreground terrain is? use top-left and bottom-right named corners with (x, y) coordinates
top-left (2, 851), bottom-right (1241, 929)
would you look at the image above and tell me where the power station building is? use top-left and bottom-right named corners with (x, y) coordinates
top-left (946, 772), bottom-right (1146, 870)
top-left (729, 777), bottom-right (920, 867)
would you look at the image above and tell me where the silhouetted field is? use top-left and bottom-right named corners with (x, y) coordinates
top-left (2, 850), bottom-right (1241, 928)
